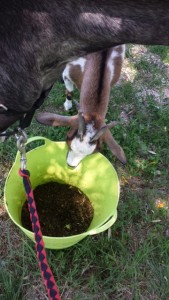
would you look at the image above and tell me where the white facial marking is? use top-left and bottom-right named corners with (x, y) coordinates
top-left (67, 123), bottom-right (96, 167)
top-left (64, 98), bottom-right (72, 111)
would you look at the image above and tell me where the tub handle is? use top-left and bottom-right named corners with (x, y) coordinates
top-left (88, 210), bottom-right (117, 235)
top-left (25, 136), bottom-right (51, 145)
top-left (14, 136), bottom-right (52, 162)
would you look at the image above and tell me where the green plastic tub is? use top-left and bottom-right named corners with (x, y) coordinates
top-left (4, 137), bottom-right (119, 249)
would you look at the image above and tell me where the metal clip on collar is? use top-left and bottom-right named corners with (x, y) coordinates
top-left (15, 128), bottom-right (27, 170)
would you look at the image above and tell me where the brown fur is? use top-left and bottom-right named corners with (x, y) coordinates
top-left (36, 46), bottom-right (127, 164)
top-left (75, 47), bottom-right (124, 122)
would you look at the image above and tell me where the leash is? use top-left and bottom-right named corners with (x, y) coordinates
top-left (16, 130), bottom-right (61, 300)
top-left (1, 85), bottom-right (61, 299)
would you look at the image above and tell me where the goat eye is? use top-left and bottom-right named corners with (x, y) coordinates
top-left (76, 132), bottom-right (84, 142)
top-left (89, 140), bottom-right (97, 145)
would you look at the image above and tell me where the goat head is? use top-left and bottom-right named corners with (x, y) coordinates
top-left (36, 112), bottom-right (126, 166)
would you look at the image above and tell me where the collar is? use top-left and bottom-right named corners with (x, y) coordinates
top-left (0, 85), bottom-right (53, 138)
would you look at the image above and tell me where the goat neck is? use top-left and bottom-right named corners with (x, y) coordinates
top-left (79, 50), bottom-right (111, 119)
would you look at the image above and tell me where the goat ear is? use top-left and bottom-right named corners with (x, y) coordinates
top-left (103, 129), bottom-right (127, 164)
top-left (36, 112), bottom-right (78, 127)
top-left (90, 121), bottom-right (118, 142)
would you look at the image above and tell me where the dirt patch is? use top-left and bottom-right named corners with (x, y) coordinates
top-left (21, 182), bottom-right (94, 237)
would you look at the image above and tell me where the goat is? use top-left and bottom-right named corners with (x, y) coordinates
top-left (36, 45), bottom-right (127, 166)
top-left (62, 45), bottom-right (125, 112)
top-left (0, 0), bottom-right (169, 133)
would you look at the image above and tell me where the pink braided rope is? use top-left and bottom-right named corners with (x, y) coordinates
top-left (19, 169), bottom-right (61, 300)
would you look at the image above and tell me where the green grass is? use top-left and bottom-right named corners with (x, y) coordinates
top-left (148, 45), bottom-right (169, 63)
top-left (0, 44), bottom-right (169, 299)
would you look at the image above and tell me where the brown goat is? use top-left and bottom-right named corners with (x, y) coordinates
top-left (36, 46), bottom-right (126, 166)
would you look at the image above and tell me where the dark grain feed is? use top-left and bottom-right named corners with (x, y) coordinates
top-left (21, 182), bottom-right (94, 237)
